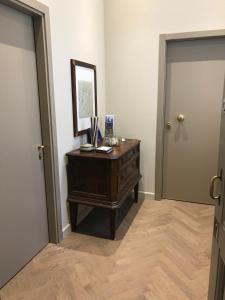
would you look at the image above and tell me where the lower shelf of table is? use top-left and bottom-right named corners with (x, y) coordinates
top-left (72, 193), bottom-right (136, 239)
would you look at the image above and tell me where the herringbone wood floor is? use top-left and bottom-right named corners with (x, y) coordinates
top-left (0, 199), bottom-right (214, 300)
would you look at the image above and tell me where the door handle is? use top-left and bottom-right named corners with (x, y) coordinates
top-left (210, 175), bottom-right (221, 200)
top-left (177, 114), bottom-right (185, 122)
top-left (37, 145), bottom-right (45, 160)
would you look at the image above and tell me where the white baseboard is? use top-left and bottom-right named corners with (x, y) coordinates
top-left (138, 191), bottom-right (155, 200)
top-left (62, 223), bottom-right (71, 238)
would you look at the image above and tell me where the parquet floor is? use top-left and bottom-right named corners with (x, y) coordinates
top-left (0, 199), bottom-right (214, 300)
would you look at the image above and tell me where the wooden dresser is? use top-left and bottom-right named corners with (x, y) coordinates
top-left (66, 139), bottom-right (141, 239)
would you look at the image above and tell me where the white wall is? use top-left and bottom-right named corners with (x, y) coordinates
top-left (34, 0), bottom-right (225, 233)
top-left (104, 0), bottom-right (225, 196)
top-left (38, 0), bottom-right (106, 231)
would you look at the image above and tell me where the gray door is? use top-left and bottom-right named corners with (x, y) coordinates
top-left (208, 78), bottom-right (225, 300)
top-left (0, 3), bottom-right (48, 287)
top-left (163, 39), bottom-right (225, 204)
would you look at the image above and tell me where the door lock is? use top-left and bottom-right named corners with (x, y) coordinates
top-left (166, 122), bottom-right (172, 129)
top-left (37, 145), bottom-right (45, 160)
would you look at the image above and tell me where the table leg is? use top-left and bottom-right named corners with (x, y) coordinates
top-left (134, 183), bottom-right (139, 203)
top-left (69, 202), bottom-right (78, 232)
top-left (110, 209), bottom-right (118, 240)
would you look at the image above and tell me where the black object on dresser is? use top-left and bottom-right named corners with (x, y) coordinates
top-left (66, 139), bottom-right (141, 239)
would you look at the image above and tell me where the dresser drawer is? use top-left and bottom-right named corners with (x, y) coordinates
top-left (118, 159), bottom-right (139, 192)
top-left (119, 146), bottom-right (139, 169)
top-left (67, 139), bottom-right (140, 209)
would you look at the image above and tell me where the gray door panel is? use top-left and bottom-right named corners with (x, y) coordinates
top-left (208, 75), bottom-right (225, 299)
top-left (0, 3), bottom-right (48, 287)
top-left (163, 39), bottom-right (225, 204)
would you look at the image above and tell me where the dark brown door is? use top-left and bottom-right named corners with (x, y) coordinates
top-left (208, 78), bottom-right (225, 299)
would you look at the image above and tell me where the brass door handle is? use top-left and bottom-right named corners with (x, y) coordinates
top-left (37, 145), bottom-right (45, 160)
top-left (210, 175), bottom-right (221, 200)
top-left (177, 114), bottom-right (185, 122)
top-left (37, 145), bottom-right (45, 150)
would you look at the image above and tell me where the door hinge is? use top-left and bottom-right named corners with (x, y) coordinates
top-left (214, 219), bottom-right (219, 241)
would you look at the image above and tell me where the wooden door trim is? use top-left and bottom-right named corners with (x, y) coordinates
top-left (155, 29), bottom-right (225, 200)
top-left (0, 0), bottom-right (62, 243)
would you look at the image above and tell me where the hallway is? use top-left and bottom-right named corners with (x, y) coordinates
top-left (0, 199), bottom-right (214, 300)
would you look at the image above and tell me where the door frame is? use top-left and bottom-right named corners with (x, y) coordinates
top-left (155, 29), bottom-right (225, 200)
top-left (0, 0), bottom-right (62, 243)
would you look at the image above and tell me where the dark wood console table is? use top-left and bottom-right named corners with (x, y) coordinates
top-left (66, 139), bottom-right (141, 239)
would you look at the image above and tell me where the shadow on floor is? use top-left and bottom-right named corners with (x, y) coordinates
top-left (60, 194), bottom-right (144, 256)
top-left (76, 194), bottom-right (143, 239)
